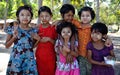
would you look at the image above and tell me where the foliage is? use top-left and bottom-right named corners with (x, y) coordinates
top-left (71, 0), bottom-right (85, 19)
top-left (0, 0), bottom-right (119, 25)
top-left (0, 1), bottom-right (6, 19)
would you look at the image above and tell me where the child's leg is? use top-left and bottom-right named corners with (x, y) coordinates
top-left (77, 55), bottom-right (91, 75)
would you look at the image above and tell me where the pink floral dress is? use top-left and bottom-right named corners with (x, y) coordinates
top-left (55, 40), bottom-right (80, 75)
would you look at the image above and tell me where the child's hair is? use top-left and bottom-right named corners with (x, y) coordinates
top-left (16, 5), bottom-right (33, 23)
top-left (91, 22), bottom-right (108, 35)
top-left (60, 4), bottom-right (75, 16)
top-left (38, 6), bottom-right (52, 16)
top-left (78, 6), bottom-right (95, 21)
top-left (9, 22), bottom-right (14, 27)
top-left (56, 21), bottom-right (77, 39)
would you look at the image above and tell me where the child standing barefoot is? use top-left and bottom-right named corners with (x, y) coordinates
top-left (5, 5), bottom-right (39, 75)
top-left (36, 6), bottom-right (57, 75)
top-left (87, 22), bottom-right (115, 75)
top-left (55, 22), bottom-right (80, 75)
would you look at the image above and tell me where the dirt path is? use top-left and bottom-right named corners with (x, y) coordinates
top-left (108, 33), bottom-right (120, 75)
top-left (0, 31), bottom-right (120, 75)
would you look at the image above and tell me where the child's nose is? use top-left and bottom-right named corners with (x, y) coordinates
top-left (43, 17), bottom-right (46, 20)
top-left (23, 16), bottom-right (27, 19)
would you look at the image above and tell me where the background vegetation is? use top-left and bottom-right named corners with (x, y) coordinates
top-left (0, 0), bottom-right (120, 27)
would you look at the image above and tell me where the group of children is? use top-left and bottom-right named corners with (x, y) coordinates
top-left (5, 4), bottom-right (115, 75)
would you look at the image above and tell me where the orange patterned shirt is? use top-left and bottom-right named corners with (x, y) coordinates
top-left (72, 19), bottom-right (91, 57)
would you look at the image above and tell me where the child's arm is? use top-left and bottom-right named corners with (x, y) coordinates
top-left (40, 37), bottom-right (55, 44)
top-left (48, 38), bottom-right (55, 44)
top-left (52, 20), bottom-right (62, 27)
top-left (106, 50), bottom-right (116, 60)
top-left (70, 47), bottom-right (79, 57)
top-left (5, 34), bottom-right (16, 48)
top-left (5, 30), bottom-right (18, 48)
top-left (66, 47), bottom-right (78, 64)
top-left (61, 45), bottom-right (71, 56)
top-left (31, 33), bottom-right (41, 47)
top-left (55, 44), bottom-right (69, 57)
top-left (110, 50), bottom-right (115, 57)
top-left (87, 50), bottom-right (112, 67)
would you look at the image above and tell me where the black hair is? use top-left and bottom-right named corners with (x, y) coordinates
top-left (60, 4), bottom-right (75, 16)
top-left (91, 22), bottom-right (108, 35)
top-left (16, 5), bottom-right (33, 23)
top-left (78, 6), bottom-right (95, 21)
top-left (9, 22), bottom-right (14, 27)
top-left (56, 21), bottom-right (77, 37)
top-left (38, 6), bottom-right (52, 16)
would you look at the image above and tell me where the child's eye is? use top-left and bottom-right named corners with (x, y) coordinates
top-left (86, 15), bottom-right (90, 17)
top-left (81, 15), bottom-right (85, 17)
top-left (21, 14), bottom-right (24, 16)
top-left (68, 31), bottom-right (71, 33)
top-left (63, 31), bottom-right (65, 33)
top-left (40, 15), bottom-right (43, 17)
top-left (27, 14), bottom-right (30, 16)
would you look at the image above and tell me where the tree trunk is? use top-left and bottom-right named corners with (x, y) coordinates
top-left (37, 0), bottom-right (43, 25)
top-left (38, 0), bottom-right (42, 9)
top-left (63, 0), bottom-right (70, 4)
top-left (96, 0), bottom-right (100, 22)
top-left (4, 0), bottom-right (8, 30)
top-left (51, 0), bottom-right (53, 11)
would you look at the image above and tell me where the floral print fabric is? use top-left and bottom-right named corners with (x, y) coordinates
top-left (5, 26), bottom-right (38, 75)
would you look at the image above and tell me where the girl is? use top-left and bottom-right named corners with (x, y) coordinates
top-left (53, 4), bottom-right (78, 64)
top-left (5, 5), bottom-right (39, 75)
top-left (36, 6), bottom-right (57, 75)
top-left (76, 6), bottom-right (96, 75)
top-left (87, 22), bottom-right (115, 75)
top-left (53, 4), bottom-right (75, 25)
top-left (55, 21), bottom-right (80, 75)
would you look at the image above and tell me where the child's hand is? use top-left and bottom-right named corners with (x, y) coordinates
top-left (105, 38), bottom-right (112, 47)
top-left (101, 61), bottom-right (112, 67)
top-left (66, 54), bottom-right (73, 64)
top-left (31, 33), bottom-right (40, 41)
top-left (13, 30), bottom-right (18, 39)
top-left (41, 37), bottom-right (50, 42)
top-left (106, 56), bottom-right (116, 60)
top-left (63, 45), bottom-right (70, 53)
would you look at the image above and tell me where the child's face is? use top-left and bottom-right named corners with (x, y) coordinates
top-left (63, 11), bottom-right (74, 22)
top-left (91, 30), bottom-right (102, 42)
top-left (19, 9), bottom-right (31, 24)
top-left (61, 27), bottom-right (72, 39)
top-left (39, 11), bottom-right (51, 25)
top-left (80, 11), bottom-right (92, 24)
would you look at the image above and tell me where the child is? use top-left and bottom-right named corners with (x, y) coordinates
top-left (53, 4), bottom-right (78, 64)
top-left (76, 6), bottom-right (113, 75)
top-left (5, 5), bottom-right (39, 75)
top-left (87, 22), bottom-right (115, 75)
top-left (75, 6), bottom-right (96, 75)
top-left (36, 6), bottom-right (57, 75)
top-left (55, 21), bottom-right (80, 75)
top-left (53, 4), bottom-right (75, 25)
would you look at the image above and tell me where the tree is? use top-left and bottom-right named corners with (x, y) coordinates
top-left (63, 0), bottom-right (70, 4)
top-left (38, 0), bottom-right (42, 8)
top-left (0, 1), bottom-right (6, 19)
top-left (4, 0), bottom-right (8, 29)
top-left (96, 0), bottom-right (100, 22)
